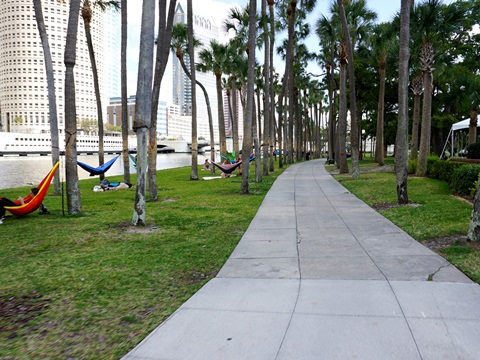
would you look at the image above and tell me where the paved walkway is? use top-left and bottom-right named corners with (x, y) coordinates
top-left (123, 159), bottom-right (480, 360)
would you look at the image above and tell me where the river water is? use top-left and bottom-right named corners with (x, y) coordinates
top-left (0, 153), bottom-right (210, 190)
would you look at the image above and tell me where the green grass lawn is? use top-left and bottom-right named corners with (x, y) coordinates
top-left (3, 156), bottom-right (480, 359)
top-left (331, 157), bottom-right (480, 283)
top-left (0, 163), bottom-right (284, 359)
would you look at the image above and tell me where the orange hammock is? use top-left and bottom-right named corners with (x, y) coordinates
top-left (4, 162), bottom-right (59, 217)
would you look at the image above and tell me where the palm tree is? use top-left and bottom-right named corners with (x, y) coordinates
top-left (121, 0), bottom-right (130, 184)
top-left (267, 0), bottom-right (275, 172)
top-left (64, 0), bottom-right (83, 214)
top-left (33, 0), bottom-right (60, 196)
top-left (242, 0), bottom-right (256, 194)
top-left (415, 0), bottom-right (465, 176)
top-left (81, 0), bottom-right (120, 181)
top-left (337, 0), bottom-right (358, 177)
top-left (316, 14), bottom-right (337, 165)
top-left (224, 6), bottom-right (251, 159)
top-left (261, 0), bottom-right (270, 176)
top-left (409, 74), bottom-right (423, 161)
top-left (171, 23), bottom-right (216, 174)
top-left (198, 41), bottom-right (230, 156)
top-left (149, 0), bottom-right (176, 200)
top-left (370, 22), bottom-right (394, 166)
top-left (132, 0), bottom-right (155, 226)
top-left (337, 42), bottom-right (349, 174)
top-left (187, 0), bottom-right (198, 180)
top-left (395, 0), bottom-right (411, 205)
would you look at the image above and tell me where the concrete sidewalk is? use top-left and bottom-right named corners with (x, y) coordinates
top-left (123, 159), bottom-right (480, 360)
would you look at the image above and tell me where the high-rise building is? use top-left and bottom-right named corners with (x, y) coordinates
top-left (104, 7), bottom-right (121, 99)
top-left (172, 2), bottom-right (219, 140)
top-left (106, 97), bottom-right (167, 136)
top-left (0, 0), bottom-right (113, 134)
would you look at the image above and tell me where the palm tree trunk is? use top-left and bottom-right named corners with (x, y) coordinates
top-left (149, 0), bottom-right (177, 199)
top-left (216, 74), bottom-right (227, 156)
top-left (82, 0), bottom-right (105, 180)
top-left (338, 53), bottom-right (348, 174)
top-left (375, 59), bottom-right (386, 166)
top-left (410, 93), bottom-right (421, 160)
top-left (133, 0), bottom-right (156, 225)
top-left (242, 0), bottom-right (256, 193)
top-left (268, 0), bottom-right (277, 170)
top-left (187, 0), bottom-right (198, 180)
top-left (468, 108), bottom-right (478, 145)
top-left (232, 79), bottom-right (239, 157)
top-left (337, 0), bottom-right (359, 178)
top-left (417, 69), bottom-right (433, 176)
top-left (396, 0), bottom-right (411, 204)
top-left (33, 0), bottom-right (60, 196)
top-left (64, 0), bottom-right (82, 214)
top-left (121, 0), bottom-right (130, 184)
top-left (179, 58), bottom-right (216, 174)
top-left (417, 42), bottom-right (434, 177)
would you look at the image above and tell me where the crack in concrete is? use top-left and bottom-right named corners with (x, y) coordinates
top-left (428, 264), bottom-right (451, 281)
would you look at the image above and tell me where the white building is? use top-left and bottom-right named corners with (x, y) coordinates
top-left (172, 3), bottom-right (219, 141)
top-left (0, 0), bottom-right (114, 134)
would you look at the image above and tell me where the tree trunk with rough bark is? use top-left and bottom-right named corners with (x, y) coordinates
top-left (64, 0), bottom-right (82, 214)
top-left (33, 0), bottom-right (60, 195)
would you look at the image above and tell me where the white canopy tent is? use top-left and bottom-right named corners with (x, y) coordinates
top-left (441, 118), bottom-right (475, 158)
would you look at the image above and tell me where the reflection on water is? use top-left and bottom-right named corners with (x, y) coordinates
top-left (0, 153), bottom-right (210, 190)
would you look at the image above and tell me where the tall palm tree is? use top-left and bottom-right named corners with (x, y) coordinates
top-left (187, 0), bottom-right (198, 180)
top-left (81, 0), bottom-right (120, 181)
top-left (337, 42), bottom-right (349, 174)
top-left (316, 14), bottom-right (336, 164)
top-left (415, 0), bottom-right (465, 176)
top-left (262, 0), bottom-right (270, 176)
top-left (197, 41), bottom-right (230, 156)
top-left (267, 0), bottom-right (275, 172)
top-left (242, 0), bottom-right (256, 194)
top-left (337, 0), bottom-right (358, 177)
top-left (370, 22), bottom-right (394, 166)
top-left (132, 0), bottom-right (155, 226)
top-left (64, 0), bottom-right (83, 214)
top-left (121, 0), bottom-right (130, 184)
top-left (149, 0), bottom-right (176, 200)
top-left (395, 0), bottom-right (411, 205)
top-left (409, 74), bottom-right (423, 161)
top-left (33, 0), bottom-right (60, 196)
top-left (224, 6), bottom-right (251, 159)
top-left (171, 23), bottom-right (216, 174)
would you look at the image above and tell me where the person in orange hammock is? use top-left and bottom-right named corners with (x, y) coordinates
top-left (0, 187), bottom-right (39, 224)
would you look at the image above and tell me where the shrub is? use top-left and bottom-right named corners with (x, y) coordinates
top-left (451, 164), bottom-right (480, 195)
top-left (427, 155), bottom-right (440, 175)
top-left (467, 142), bottom-right (480, 159)
top-left (429, 160), bottom-right (465, 183)
top-left (408, 159), bottom-right (417, 174)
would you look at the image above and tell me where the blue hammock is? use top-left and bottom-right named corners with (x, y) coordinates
top-left (77, 156), bottom-right (119, 176)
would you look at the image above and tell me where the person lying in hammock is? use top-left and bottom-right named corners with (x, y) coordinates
top-left (0, 187), bottom-right (39, 224)
top-left (94, 179), bottom-right (133, 192)
top-left (103, 182), bottom-right (132, 191)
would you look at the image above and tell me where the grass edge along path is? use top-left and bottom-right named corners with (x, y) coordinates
top-left (328, 159), bottom-right (480, 285)
top-left (0, 163), bottom-right (285, 360)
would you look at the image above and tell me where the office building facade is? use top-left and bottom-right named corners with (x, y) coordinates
top-left (0, 0), bottom-right (113, 134)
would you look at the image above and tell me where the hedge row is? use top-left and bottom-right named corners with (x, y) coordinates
top-left (409, 156), bottom-right (480, 196)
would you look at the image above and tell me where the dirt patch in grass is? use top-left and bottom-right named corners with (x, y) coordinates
top-left (421, 234), bottom-right (480, 252)
top-left (371, 202), bottom-right (421, 211)
top-left (116, 221), bottom-right (160, 233)
top-left (0, 292), bottom-right (50, 338)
